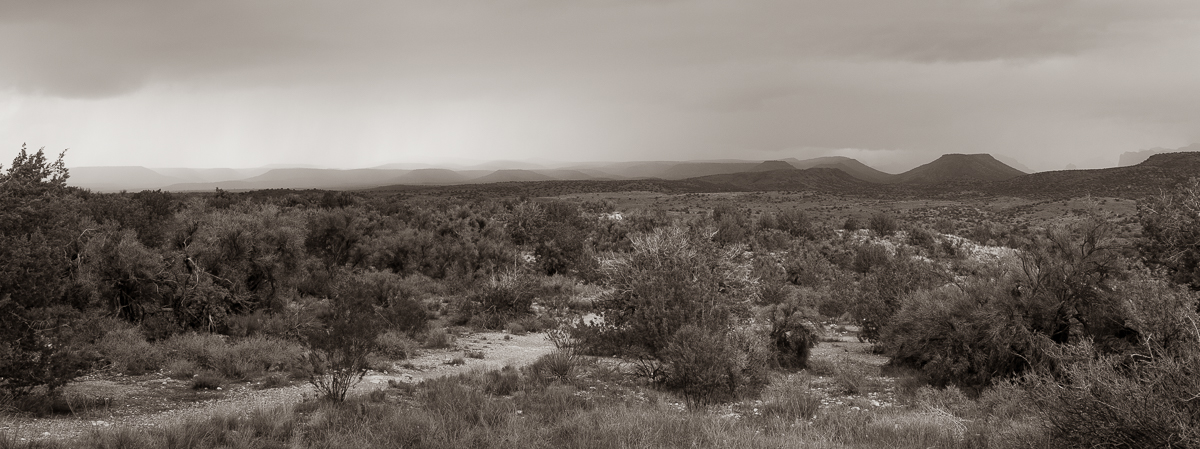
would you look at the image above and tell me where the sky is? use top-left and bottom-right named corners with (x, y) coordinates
top-left (2, 0), bottom-right (1199, 173)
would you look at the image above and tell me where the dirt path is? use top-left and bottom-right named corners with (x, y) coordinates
top-left (1, 331), bottom-right (555, 443)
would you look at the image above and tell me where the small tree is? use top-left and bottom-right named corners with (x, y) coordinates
top-left (302, 278), bottom-right (387, 401)
top-left (0, 146), bottom-right (97, 398)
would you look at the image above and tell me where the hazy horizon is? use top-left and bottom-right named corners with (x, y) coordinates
top-left (4, 1), bottom-right (1200, 173)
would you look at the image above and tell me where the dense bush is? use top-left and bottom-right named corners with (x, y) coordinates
top-left (453, 270), bottom-right (535, 329)
top-left (582, 225), bottom-right (769, 402)
top-left (1024, 342), bottom-right (1200, 448)
top-left (0, 147), bottom-right (98, 397)
top-left (589, 225), bottom-right (756, 358)
top-left (1139, 177), bottom-right (1200, 290)
top-left (852, 252), bottom-right (942, 342)
top-left (882, 282), bottom-right (1050, 391)
top-left (660, 325), bottom-right (770, 405)
top-left (94, 325), bottom-right (162, 375)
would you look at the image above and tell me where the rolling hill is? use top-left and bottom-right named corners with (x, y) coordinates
top-left (468, 169), bottom-right (557, 184)
top-left (892, 154), bottom-right (1025, 184)
top-left (390, 169), bottom-right (479, 185)
top-left (987, 151), bottom-right (1200, 198)
top-left (784, 156), bottom-right (894, 183)
top-left (690, 167), bottom-right (876, 193)
top-left (164, 168), bottom-right (409, 191)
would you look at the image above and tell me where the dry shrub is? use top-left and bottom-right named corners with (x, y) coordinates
top-left (422, 327), bottom-right (454, 349)
top-left (1024, 343), bottom-right (1200, 448)
top-left (527, 351), bottom-right (580, 384)
top-left (758, 375), bottom-right (821, 421)
top-left (660, 325), bottom-right (770, 405)
top-left (95, 326), bottom-right (162, 375)
top-left (374, 331), bottom-right (418, 360)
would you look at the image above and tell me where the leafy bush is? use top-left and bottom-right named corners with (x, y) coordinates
top-left (0, 304), bottom-right (99, 398)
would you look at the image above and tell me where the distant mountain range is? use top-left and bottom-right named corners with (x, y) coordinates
top-left (64, 148), bottom-right (1200, 199)
top-left (1118, 143), bottom-right (1200, 167)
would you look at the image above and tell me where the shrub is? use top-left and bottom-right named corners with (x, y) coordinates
top-left (528, 351), bottom-right (581, 384)
top-left (852, 254), bottom-right (941, 343)
top-left (505, 322), bottom-right (527, 335)
top-left (191, 371), bottom-right (225, 390)
top-left (456, 269), bottom-right (535, 329)
top-left (782, 246), bottom-right (836, 288)
top-left (843, 216), bottom-right (862, 231)
top-left (1023, 344), bottom-right (1200, 448)
top-left (852, 243), bottom-right (891, 274)
top-left (591, 225), bottom-right (756, 358)
top-left (758, 375), bottom-right (820, 421)
top-left (161, 332), bottom-right (228, 368)
top-left (0, 304), bottom-right (98, 398)
top-left (761, 299), bottom-right (819, 369)
top-left (218, 335), bottom-right (305, 380)
top-left (165, 359), bottom-right (200, 380)
top-left (660, 325), bottom-right (769, 405)
top-left (882, 283), bottom-right (1044, 391)
top-left (1139, 178), bottom-right (1200, 289)
top-left (482, 365), bottom-right (522, 396)
top-left (422, 328), bottom-right (455, 349)
top-left (419, 376), bottom-right (513, 429)
top-left (907, 226), bottom-right (939, 255)
top-left (302, 292), bottom-right (387, 402)
top-left (868, 213), bottom-right (899, 237)
top-left (832, 362), bottom-right (875, 395)
top-left (95, 326), bottom-right (162, 375)
top-left (375, 331), bottom-right (418, 360)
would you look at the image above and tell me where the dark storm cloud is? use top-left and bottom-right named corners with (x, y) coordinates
top-left (1, 0), bottom-right (1185, 97)
top-left (2, 0), bottom-right (1197, 170)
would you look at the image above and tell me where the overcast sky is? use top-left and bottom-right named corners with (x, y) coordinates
top-left (2, 0), bottom-right (1198, 172)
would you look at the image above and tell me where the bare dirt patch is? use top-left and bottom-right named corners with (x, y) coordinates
top-left (1, 331), bottom-right (555, 443)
